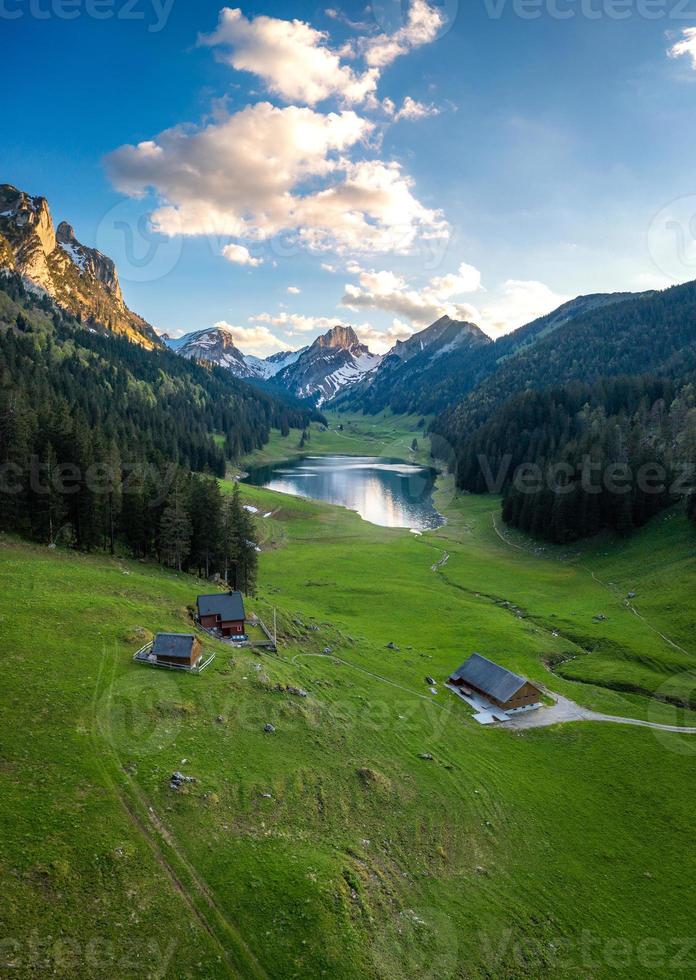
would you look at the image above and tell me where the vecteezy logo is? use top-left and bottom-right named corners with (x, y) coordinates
top-left (96, 199), bottom-right (182, 284)
top-left (647, 672), bottom-right (696, 756)
top-left (647, 195), bottom-right (696, 284)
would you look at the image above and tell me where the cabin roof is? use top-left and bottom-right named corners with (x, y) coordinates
top-left (197, 591), bottom-right (245, 621)
top-left (152, 633), bottom-right (198, 659)
top-left (450, 653), bottom-right (533, 702)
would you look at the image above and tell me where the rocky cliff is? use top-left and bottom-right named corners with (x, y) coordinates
top-left (0, 184), bottom-right (159, 347)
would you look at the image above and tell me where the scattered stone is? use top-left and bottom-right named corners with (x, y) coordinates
top-left (264, 723), bottom-right (276, 734)
top-left (425, 676), bottom-right (435, 685)
top-left (261, 792), bottom-right (272, 799)
top-left (323, 647), bottom-right (333, 654)
top-left (418, 753), bottom-right (434, 761)
top-left (592, 614), bottom-right (608, 622)
top-left (627, 591), bottom-right (637, 599)
top-left (286, 686), bottom-right (308, 698)
top-left (429, 687), bottom-right (438, 695)
top-left (293, 619), bottom-right (304, 627)
top-left (386, 642), bottom-right (400, 651)
top-left (308, 624), bottom-right (319, 632)
top-left (170, 771), bottom-right (196, 790)
top-left (215, 716), bottom-right (225, 724)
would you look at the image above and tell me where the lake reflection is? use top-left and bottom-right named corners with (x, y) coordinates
top-left (243, 455), bottom-right (444, 531)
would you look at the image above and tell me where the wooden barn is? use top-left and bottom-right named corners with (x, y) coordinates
top-left (197, 591), bottom-right (246, 637)
top-left (150, 633), bottom-right (202, 669)
top-left (449, 653), bottom-right (542, 712)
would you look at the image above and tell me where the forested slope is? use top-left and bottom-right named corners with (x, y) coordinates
top-left (0, 274), bottom-right (314, 565)
top-left (431, 281), bottom-right (696, 542)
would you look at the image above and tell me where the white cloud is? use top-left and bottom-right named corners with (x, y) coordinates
top-left (200, 7), bottom-right (379, 105)
top-left (295, 159), bottom-right (448, 253)
top-left (632, 271), bottom-right (673, 290)
top-left (287, 285), bottom-right (301, 294)
top-left (393, 96), bottom-right (439, 121)
top-left (105, 102), bottom-right (444, 254)
top-left (253, 311), bottom-right (348, 334)
top-left (354, 317), bottom-right (414, 354)
top-left (221, 242), bottom-right (262, 265)
top-left (250, 310), bottom-right (414, 354)
top-left (342, 261), bottom-right (482, 326)
top-left (359, 0), bottom-right (445, 68)
top-left (215, 320), bottom-right (292, 355)
top-left (669, 28), bottom-right (696, 69)
top-left (477, 280), bottom-right (568, 337)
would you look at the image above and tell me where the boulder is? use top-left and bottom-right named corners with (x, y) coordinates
top-left (170, 771), bottom-right (196, 790)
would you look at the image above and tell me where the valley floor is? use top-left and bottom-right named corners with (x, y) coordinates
top-left (1, 413), bottom-right (696, 978)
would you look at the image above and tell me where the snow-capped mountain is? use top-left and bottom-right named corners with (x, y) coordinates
top-left (164, 323), bottom-right (381, 404)
top-left (333, 314), bottom-right (492, 413)
top-left (163, 326), bottom-right (259, 377)
top-left (163, 326), bottom-right (307, 381)
top-left (274, 325), bottom-right (382, 405)
top-left (244, 347), bottom-right (307, 379)
top-left (0, 184), bottom-right (160, 347)
top-left (386, 315), bottom-right (488, 366)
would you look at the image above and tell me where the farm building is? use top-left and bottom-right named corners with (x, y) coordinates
top-left (150, 633), bottom-right (202, 669)
top-left (197, 591), bottom-right (246, 637)
top-left (448, 654), bottom-right (542, 713)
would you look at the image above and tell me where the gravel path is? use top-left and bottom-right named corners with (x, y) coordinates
top-left (504, 693), bottom-right (696, 733)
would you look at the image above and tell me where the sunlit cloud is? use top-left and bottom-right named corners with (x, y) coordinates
top-left (221, 242), bottom-right (262, 265)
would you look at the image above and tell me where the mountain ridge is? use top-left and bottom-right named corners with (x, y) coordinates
top-left (275, 324), bottom-right (382, 405)
top-left (0, 184), bottom-right (160, 347)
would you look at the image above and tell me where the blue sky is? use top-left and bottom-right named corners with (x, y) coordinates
top-left (3, 0), bottom-right (696, 354)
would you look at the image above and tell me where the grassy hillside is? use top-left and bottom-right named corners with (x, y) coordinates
top-left (2, 418), bottom-right (696, 977)
top-left (233, 411), bottom-right (429, 471)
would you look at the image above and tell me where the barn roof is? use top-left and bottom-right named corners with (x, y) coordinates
top-left (152, 633), bottom-right (197, 659)
top-left (450, 653), bottom-right (533, 702)
top-left (197, 591), bottom-right (245, 621)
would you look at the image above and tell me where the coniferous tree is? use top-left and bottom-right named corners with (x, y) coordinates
top-left (188, 474), bottom-right (223, 578)
top-left (159, 482), bottom-right (192, 572)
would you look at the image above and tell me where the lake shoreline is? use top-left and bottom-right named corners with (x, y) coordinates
top-left (243, 452), bottom-right (446, 532)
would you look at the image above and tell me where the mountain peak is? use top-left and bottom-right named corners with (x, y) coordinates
top-left (56, 221), bottom-right (76, 244)
top-left (0, 183), bottom-right (158, 347)
top-left (312, 325), bottom-right (361, 351)
top-left (390, 314), bottom-right (489, 363)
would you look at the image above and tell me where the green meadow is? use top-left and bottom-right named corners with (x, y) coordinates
top-left (1, 413), bottom-right (696, 978)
